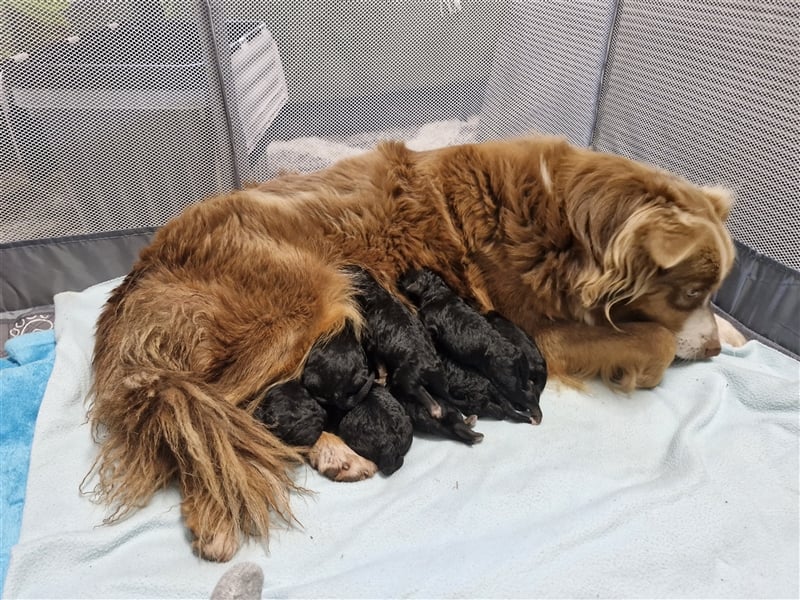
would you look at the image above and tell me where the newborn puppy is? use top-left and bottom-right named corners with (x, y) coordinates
top-left (403, 401), bottom-right (483, 445)
top-left (302, 320), bottom-right (374, 410)
top-left (485, 311), bottom-right (548, 397)
top-left (441, 355), bottom-right (534, 424)
top-left (338, 385), bottom-right (414, 475)
top-left (351, 266), bottom-right (483, 445)
top-left (399, 268), bottom-right (539, 417)
top-left (254, 380), bottom-right (327, 447)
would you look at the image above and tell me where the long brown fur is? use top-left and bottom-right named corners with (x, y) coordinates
top-left (89, 136), bottom-right (734, 561)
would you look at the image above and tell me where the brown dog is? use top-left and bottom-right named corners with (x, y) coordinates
top-left (88, 136), bottom-right (734, 561)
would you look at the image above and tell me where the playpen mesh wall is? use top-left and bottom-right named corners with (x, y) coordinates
top-left (1, 0), bottom-right (798, 354)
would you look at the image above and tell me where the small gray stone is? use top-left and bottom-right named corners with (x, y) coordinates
top-left (210, 562), bottom-right (264, 600)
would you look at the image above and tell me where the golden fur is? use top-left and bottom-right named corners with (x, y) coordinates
top-left (89, 136), bottom-right (734, 561)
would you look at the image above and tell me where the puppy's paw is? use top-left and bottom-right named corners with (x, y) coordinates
top-left (308, 432), bottom-right (378, 482)
top-left (715, 314), bottom-right (747, 347)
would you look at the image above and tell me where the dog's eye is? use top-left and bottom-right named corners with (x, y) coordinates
top-left (685, 288), bottom-right (702, 298)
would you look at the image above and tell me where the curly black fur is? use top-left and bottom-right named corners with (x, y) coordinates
top-left (350, 266), bottom-right (482, 445)
top-left (301, 320), bottom-right (374, 410)
top-left (485, 311), bottom-right (547, 421)
top-left (399, 269), bottom-right (538, 418)
top-left (338, 385), bottom-right (414, 475)
top-left (440, 355), bottom-right (534, 424)
top-left (254, 380), bottom-right (327, 447)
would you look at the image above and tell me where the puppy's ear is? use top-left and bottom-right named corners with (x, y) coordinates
top-left (701, 185), bottom-right (733, 221)
top-left (642, 211), bottom-right (705, 269)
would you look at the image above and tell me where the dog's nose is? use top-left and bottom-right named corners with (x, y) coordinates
top-left (704, 341), bottom-right (721, 358)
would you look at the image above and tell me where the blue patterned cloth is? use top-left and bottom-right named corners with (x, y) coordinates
top-left (0, 330), bottom-right (56, 595)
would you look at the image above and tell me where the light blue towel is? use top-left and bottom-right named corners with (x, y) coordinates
top-left (0, 330), bottom-right (56, 595)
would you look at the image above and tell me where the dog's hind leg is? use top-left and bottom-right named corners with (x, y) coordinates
top-left (412, 387), bottom-right (444, 419)
top-left (90, 247), bottom-right (364, 561)
top-left (89, 372), bottom-right (306, 562)
top-left (404, 402), bottom-right (484, 445)
top-left (444, 410), bottom-right (485, 444)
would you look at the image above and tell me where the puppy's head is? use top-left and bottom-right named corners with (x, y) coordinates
top-left (565, 151), bottom-right (735, 360)
top-left (398, 268), bottom-right (448, 304)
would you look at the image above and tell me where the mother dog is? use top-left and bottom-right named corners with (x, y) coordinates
top-left (90, 136), bottom-right (734, 561)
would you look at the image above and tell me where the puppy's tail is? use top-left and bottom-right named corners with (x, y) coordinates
top-left (85, 370), bottom-right (305, 561)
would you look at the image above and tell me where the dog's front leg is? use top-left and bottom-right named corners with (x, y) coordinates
top-left (533, 322), bottom-right (677, 392)
top-left (307, 432), bottom-right (378, 482)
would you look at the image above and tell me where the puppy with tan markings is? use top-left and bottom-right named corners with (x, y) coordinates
top-left (89, 136), bottom-right (735, 561)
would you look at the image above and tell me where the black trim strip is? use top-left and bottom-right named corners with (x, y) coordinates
top-left (1, 229), bottom-right (155, 311)
top-left (714, 241), bottom-right (799, 356)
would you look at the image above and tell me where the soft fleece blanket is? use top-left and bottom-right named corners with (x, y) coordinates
top-left (3, 277), bottom-right (799, 599)
top-left (0, 330), bottom-right (55, 594)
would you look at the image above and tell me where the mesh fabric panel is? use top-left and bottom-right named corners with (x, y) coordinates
top-left (0, 1), bottom-right (237, 244)
top-left (593, 0), bottom-right (800, 270)
top-left (477, 0), bottom-right (616, 145)
top-left (6, 0), bottom-right (795, 266)
top-left (222, 0), bottom-right (508, 180)
top-left (0, 0), bottom-right (525, 246)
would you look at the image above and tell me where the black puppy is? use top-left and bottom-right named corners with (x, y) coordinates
top-left (301, 320), bottom-right (374, 411)
top-left (338, 385), bottom-right (414, 475)
top-left (256, 320), bottom-right (374, 447)
top-left (254, 380), bottom-right (327, 447)
top-left (351, 266), bottom-right (483, 445)
top-left (399, 268), bottom-right (541, 420)
top-left (485, 311), bottom-right (548, 399)
top-left (403, 401), bottom-right (484, 444)
top-left (440, 355), bottom-right (534, 424)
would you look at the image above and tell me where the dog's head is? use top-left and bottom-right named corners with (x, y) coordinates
top-left (561, 149), bottom-right (736, 360)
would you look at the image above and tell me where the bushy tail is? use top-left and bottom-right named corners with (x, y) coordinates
top-left (84, 370), bottom-right (305, 561)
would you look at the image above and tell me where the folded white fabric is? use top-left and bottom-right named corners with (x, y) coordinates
top-left (4, 278), bottom-right (799, 599)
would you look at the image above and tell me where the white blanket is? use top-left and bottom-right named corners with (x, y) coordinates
top-left (4, 278), bottom-right (799, 599)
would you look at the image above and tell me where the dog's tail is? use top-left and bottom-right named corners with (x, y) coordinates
top-left (85, 369), bottom-right (305, 562)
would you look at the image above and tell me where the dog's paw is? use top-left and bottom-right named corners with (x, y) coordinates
top-left (715, 314), bottom-right (747, 347)
top-left (605, 365), bottom-right (657, 391)
top-left (182, 494), bottom-right (242, 562)
top-left (605, 354), bottom-right (674, 391)
top-left (193, 530), bottom-right (240, 563)
top-left (603, 324), bottom-right (677, 391)
top-left (308, 432), bottom-right (378, 482)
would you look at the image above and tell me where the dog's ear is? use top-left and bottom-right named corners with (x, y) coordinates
top-left (578, 205), bottom-right (707, 312)
top-left (642, 217), bottom-right (705, 269)
top-left (701, 185), bottom-right (733, 221)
